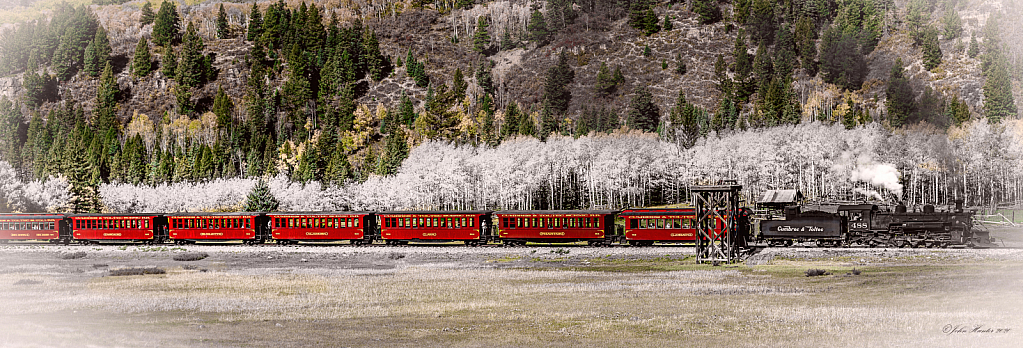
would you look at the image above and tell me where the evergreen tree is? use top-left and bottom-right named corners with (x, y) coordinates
top-left (243, 179), bottom-right (280, 211)
top-left (452, 68), bottom-right (467, 101)
top-left (541, 51), bottom-right (575, 115)
top-left (714, 54), bottom-right (731, 95)
top-left (212, 86), bottom-right (234, 128)
top-left (377, 128), bottom-right (408, 176)
top-left (693, 0), bottom-right (722, 25)
top-left (946, 94), bottom-right (970, 126)
top-left (794, 15), bottom-right (818, 75)
top-left (324, 144), bottom-right (352, 185)
top-left (886, 58), bottom-right (914, 128)
top-left (67, 140), bottom-right (101, 213)
top-left (668, 90), bottom-right (701, 148)
top-left (502, 101), bottom-right (521, 137)
top-left (152, 0), bottom-right (180, 47)
top-left (734, 0), bottom-right (751, 25)
top-left (216, 3), bottom-right (230, 39)
top-left (539, 104), bottom-right (559, 139)
top-left (526, 8), bottom-right (550, 44)
top-left (131, 37), bottom-right (152, 77)
top-left (773, 24), bottom-right (797, 79)
top-left (943, 9), bottom-right (962, 39)
top-left (473, 15), bottom-right (490, 53)
top-left (662, 15), bottom-right (673, 31)
top-left (283, 44), bottom-right (312, 108)
top-left (517, 109), bottom-right (536, 136)
top-left (140, 2), bottom-right (156, 25)
top-left (594, 61), bottom-right (618, 97)
top-left (749, 0), bottom-right (775, 44)
top-left (626, 86), bottom-right (660, 132)
top-left (983, 54), bottom-right (1017, 123)
top-left (476, 63), bottom-right (495, 96)
top-left (675, 53), bottom-right (687, 75)
top-left (752, 42), bottom-right (774, 96)
top-left (363, 31), bottom-right (387, 81)
top-left (94, 62), bottom-right (118, 131)
top-left (819, 26), bottom-right (866, 91)
top-left (732, 31), bottom-right (754, 101)
top-left (160, 44), bottom-right (176, 79)
top-left (176, 22), bottom-right (207, 89)
top-left (246, 3), bottom-right (263, 42)
top-left (84, 27), bottom-right (111, 78)
top-left (968, 33), bottom-right (979, 58)
top-left (922, 27), bottom-right (942, 71)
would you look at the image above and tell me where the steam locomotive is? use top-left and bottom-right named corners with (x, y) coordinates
top-left (758, 200), bottom-right (995, 248)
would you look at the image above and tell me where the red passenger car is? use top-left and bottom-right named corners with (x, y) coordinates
top-left (494, 210), bottom-right (618, 246)
top-left (620, 208), bottom-right (737, 246)
top-left (0, 213), bottom-right (66, 243)
top-left (167, 213), bottom-right (267, 244)
top-left (268, 212), bottom-right (375, 245)
top-left (70, 214), bottom-right (166, 244)
top-left (377, 211), bottom-right (492, 245)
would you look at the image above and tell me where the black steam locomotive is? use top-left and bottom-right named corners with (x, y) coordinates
top-left (758, 200), bottom-right (994, 248)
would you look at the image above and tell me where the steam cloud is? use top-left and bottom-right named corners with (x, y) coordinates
top-left (833, 151), bottom-right (903, 199)
top-left (850, 163), bottom-right (903, 194)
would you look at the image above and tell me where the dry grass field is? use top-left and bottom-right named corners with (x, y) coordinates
top-left (1, 228), bottom-right (1021, 347)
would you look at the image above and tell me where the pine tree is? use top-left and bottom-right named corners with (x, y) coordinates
top-left (714, 54), bottom-right (731, 95)
top-left (476, 63), bottom-right (495, 96)
top-left (324, 144), bottom-right (352, 186)
top-left (84, 27), bottom-right (111, 78)
top-left (943, 9), bottom-right (963, 39)
top-left (968, 33), bottom-right (979, 58)
top-left (176, 22), bottom-right (207, 89)
top-left (152, 0), bottom-right (180, 47)
top-left (594, 61), bottom-right (617, 97)
top-left (983, 54), bottom-right (1017, 123)
top-left (733, 0), bottom-right (751, 25)
top-left (886, 58), bottom-right (914, 128)
top-left (131, 37), bottom-right (152, 77)
top-left (452, 68), bottom-right (468, 100)
top-left (502, 101), bottom-right (521, 137)
top-left (246, 3), bottom-right (263, 42)
top-left (363, 31), bottom-right (387, 81)
top-left (212, 86), bottom-right (234, 128)
top-left (922, 27), bottom-right (942, 71)
top-left (819, 26), bottom-right (866, 91)
top-left (541, 51), bottom-right (575, 115)
top-left (67, 140), bottom-right (101, 213)
top-left (216, 3), bottom-right (230, 39)
top-left (518, 110), bottom-right (536, 137)
top-left (749, 0), bottom-right (775, 44)
top-left (377, 128), bottom-right (408, 176)
top-left (140, 2), bottom-right (156, 25)
top-left (662, 15), bottom-right (673, 31)
top-left (692, 0), bottom-right (722, 25)
top-left (526, 8), bottom-right (550, 44)
top-left (473, 15), bottom-right (490, 53)
top-left (794, 15), bottom-right (818, 75)
top-left (675, 53), bottom-right (687, 76)
top-left (732, 31), bottom-right (754, 101)
top-left (160, 44), bottom-right (176, 79)
top-left (773, 24), bottom-right (797, 79)
top-left (626, 86), bottom-right (660, 132)
top-left (668, 90), bottom-right (701, 148)
top-left (94, 62), bottom-right (118, 132)
top-left (243, 179), bottom-right (280, 212)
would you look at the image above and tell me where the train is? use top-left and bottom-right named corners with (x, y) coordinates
top-left (0, 201), bottom-right (994, 248)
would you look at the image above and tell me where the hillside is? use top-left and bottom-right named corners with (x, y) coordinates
top-left (0, 0), bottom-right (1022, 213)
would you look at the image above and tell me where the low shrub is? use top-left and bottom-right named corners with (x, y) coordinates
top-left (58, 251), bottom-right (87, 259)
top-left (805, 269), bottom-right (830, 277)
top-left (173, 252), bottom-right (209, 261)
top-left (109, 267), bottom-right (166, 276)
